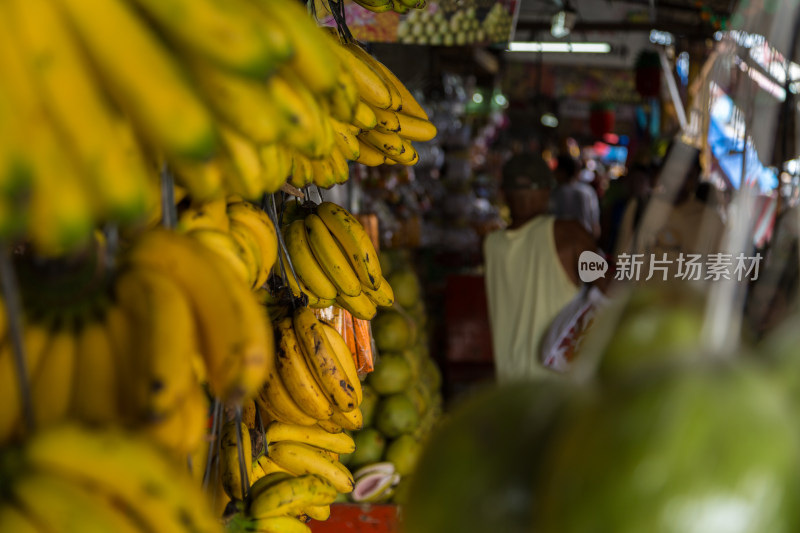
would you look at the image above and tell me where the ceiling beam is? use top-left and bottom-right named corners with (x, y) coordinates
top-left (515, 20), bottom-right (716, 40)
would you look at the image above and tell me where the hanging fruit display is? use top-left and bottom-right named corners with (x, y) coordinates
top-left (0, 0), bottom-right (439, 528)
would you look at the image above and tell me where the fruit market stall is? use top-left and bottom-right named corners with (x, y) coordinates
top-left (4, 0), bottom-right (798, 531)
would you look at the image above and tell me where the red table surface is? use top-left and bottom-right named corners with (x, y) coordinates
top-left (309, 503), bottom-right (400, 533)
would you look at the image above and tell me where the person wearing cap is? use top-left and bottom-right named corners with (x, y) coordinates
top-left (483, 151), bottom-right (597, 382)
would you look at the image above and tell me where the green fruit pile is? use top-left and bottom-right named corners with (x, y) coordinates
top-left (397, 8), bottom-right (487, 46)
top-left (403, 286), bottom-right (800, 533)
top-left (341, 249), bottom-right (442, 503)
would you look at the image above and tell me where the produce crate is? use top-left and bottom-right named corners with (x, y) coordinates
top-left (309, 503), bottom-right (400, 533)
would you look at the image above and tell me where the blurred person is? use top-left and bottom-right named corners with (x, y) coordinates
top-left (483, 151), bottom-right (598, 382)
top-left (622, 142), bottom-right (725, 280)
top-left (611, 163), bottom-right (656, 257)
top-left (550, 155), bottom-right (601, 239)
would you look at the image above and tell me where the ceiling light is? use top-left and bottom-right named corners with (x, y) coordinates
top-left (508, 42), bottom-right (611, 53)
top-left (551, 9), bottom-right (577, 38)
top-left (541, 113), bottom-right (559, 127)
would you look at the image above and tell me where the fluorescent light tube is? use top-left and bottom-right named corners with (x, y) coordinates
top-left (508, 42), bottom-right (611, 53)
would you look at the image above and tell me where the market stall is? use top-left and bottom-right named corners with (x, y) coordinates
top-left (3, 0), bottom-right (799, 531)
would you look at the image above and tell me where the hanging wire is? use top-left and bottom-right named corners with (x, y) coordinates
top-left (0, 245), bottom-right (34, 435)
top-left (160, 163), bottom-right (177, 229)
top-left (234, 405), bottom-right (250, 500)
top-left (202, 398), bottom-right (223, 490)
top-left (267, 194), bottom-right (304, 308)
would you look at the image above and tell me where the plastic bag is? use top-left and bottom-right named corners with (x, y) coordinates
top-left (540, 285), bottom-right (608, 372)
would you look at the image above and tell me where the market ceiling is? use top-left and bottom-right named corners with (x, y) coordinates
top-left (515, 0), bottom-right (736, 39)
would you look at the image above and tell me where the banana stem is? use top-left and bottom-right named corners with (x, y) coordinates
top-left (0, 246), bottom-right (35, 434)
top-left (159, 164), bottom-right (177, 229)
top-left (234, 405), bottom-right (250, 500)
top-left (254, 401), bottom-right (267, 453)
top-left (202, 398), bottom-right (222, 490)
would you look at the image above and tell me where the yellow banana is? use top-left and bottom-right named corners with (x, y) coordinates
top-left (252, 516), bottom-right (312, 533)
top-left (258, 353), bottom-right (318, 427)
top-left (311, 159), bottom-right (337, 190)
top-left (228, 202), bottom-right (279, 287)
top-left (251, 458), bottom-right (267, 485)
top-left (189, 59), bottom-right (285, 145)
top-left (336, 291), bottom-right (378, 320)
top-left (303, 505), bottom-right (331, 522)
top-left (268, 441), bottom-right (354, 494)
top-left (229, 221), bottom-right (265, 289)
top-left (355, 140), bottom-right (387, 167)
top-left (115, 266), bottom-right (197, 418)
top-left (103, 304), bottom-right (136, 420)
top-left (169, 157), bottom-right (225, 202)
top-left (12, 472), bottom-right (143, 533)
top-left (332, 44), bottom-right (392, 110)
top-left (289, 152), bottom-right (313, 189)
top-left (126, 229), bottom-right (271, 402)
top-left (269, 72), bottom-right (329, 159)
top-left (257, 0), bottom-right (339, 96)
top-left (0, 320), bottom-right (50, 443)
top-left (344, 43), bottom-right (403, 111)
top-left (178, 204), bottom-right (226, 233)
top-left (319, 322), bottom-right (363, 406)
top-left (72, 317), bottom-right (118, 424)
top-left (330, 118), bottom-right (361, 161)
top-left (353, 100), bottom-right (378, 131)
top-left (260, 143), bottom-right (289, 193)
top-left (316, 419), bottom-right (344, 434)
top-left (221, 420), bottom-right (252, 500)
top-left (284, 220), bottom-right (338, 300)
top-left (362, 275), bottom-right (395, 307)
top-left (249, 473), bottom-right (337, 519)
top-left (305, 214), bottom-right (362, 297)
top-left (258, 454), bottom-right (292, 476)
top-left (330, 405), bottom-right (364, 431)
top-left (146, 383), bottom-right (209, 456)
top-left (370, 57), bottom-right (429, 120)
top-left (275, 255), bottom-right (321, 306)
top-left (32, 320), bottom-right (76, 428)
top-left (8, 0), bottom-right (152, 223)
top-left (391, 138), bottom-right (419, 165)
top-left (293, 307), bottom-right (358, 413)
top-left (190, 228), bottom-right (253, 286)
top-left (371, 105), bottom-right (402, 133)
top-left (275, 318), bottom-right (334, 421)
top-left (56, 0), bottom-right (216, 160)
top-left (330, 147), bottom-right (351, 184)
top-left (397, 112), bottom-right (437, 141)
top-left (328, 68), bottom-right (359, 123)
top-left (0, 502), bottom-right (40, 533)
top-left (24, 425), bottom-right (222, 533)
top-left (360, 129), bottom-right (406, 158)
top-left (129, 0), bottom-right (289, 77)
top-left (219, 125), bottom-right (266, 200)
top-left (265, 421), bottom-right (355, 454)
top-left (316, 202), bottom-right (383, 290)
top-left (311, 297), bottom-right (337, 310)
